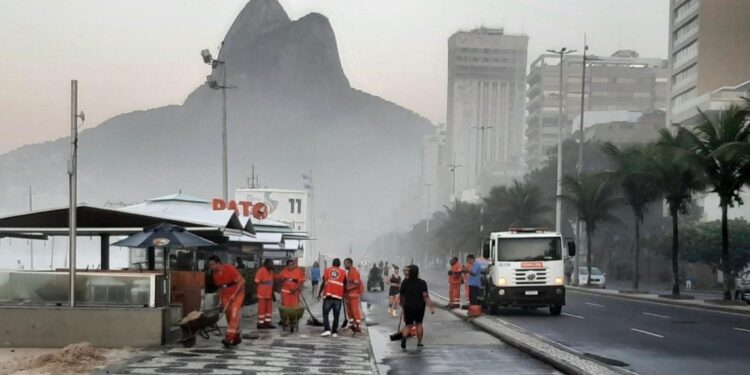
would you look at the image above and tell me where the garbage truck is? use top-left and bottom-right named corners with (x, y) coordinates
top-left (478, 228), bottom-right (575, 316)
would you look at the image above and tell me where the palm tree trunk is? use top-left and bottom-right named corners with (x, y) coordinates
top-left (721, 203), bottom-right (731, 300)
top-left (632, 216), bottom-right (640, 290)
top-left (586, 226), bottom-right (593, 287)
top-left (671, 210), bottom-right (680, 297)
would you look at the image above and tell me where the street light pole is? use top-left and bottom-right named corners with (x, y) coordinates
top-left (202, 42), bottom-right (235, 201)
top-left (68, 80), bottom-right (85, 307)
top-left (547, 47), bottom-right (576, 234)
top-left (448, 152), bottom-right (461, 202)
top-left (473, 125), bottom-right (492, 178)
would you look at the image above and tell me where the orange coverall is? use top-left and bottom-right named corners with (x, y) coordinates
top-left (254, 267), bottom-right (274, 326)
top-left (278, 266), bottom-right (305, 308)
top-left (213, 264), bottom-right (245, 343)
top-left (345, 266), bottom-right (365, 330)
top-left (449, 262), bottom-right (463, 307)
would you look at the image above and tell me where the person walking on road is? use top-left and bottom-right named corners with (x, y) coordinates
top-left (398, 265), bottom-right (435, 350)
top-left (310, 261), bottom-right (321, 297)
top-left (388, 265), bottom-right (402, 316)
top-left (318, 258), bottom-right (346, 337)
top-left (254, 259), bottom-right (276, 329)
top-left (463, 254), bottom-right (482, 306)
top-left (278, 258), bottom-right (305, 308)
top-left (448, 257), bottom-right (463, 308)
top-left (208, 255), bottom-right (246, 346)
top-left (344, 258), bottom-right (365, 332)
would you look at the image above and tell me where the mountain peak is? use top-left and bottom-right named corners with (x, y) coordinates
top-left (223, 0), bottom-right (290, 49)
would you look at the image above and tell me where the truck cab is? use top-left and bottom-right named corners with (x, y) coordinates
top-left (479, 228), bottom-right (575, 316)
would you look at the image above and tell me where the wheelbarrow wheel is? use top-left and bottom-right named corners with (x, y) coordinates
top-left (182, 336), bottom-right (197, 348)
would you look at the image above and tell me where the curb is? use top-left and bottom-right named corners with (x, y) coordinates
top-left (568, 286), bottom-right (750, 316)
top-left (430, 293), bottom-right (636, 375)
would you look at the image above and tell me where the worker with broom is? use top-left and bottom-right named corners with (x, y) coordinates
top-left (344, 258), bottom-right (365, 332)
top-left (207, 255), bottom-right (246, 346)
top-left (254, 259), bottom-right (276, 329)
top-left (448, 257), bottom-right (463, 308)
top-left (278, 258), bottom-right (305, 308)
top-left (318, 258), bottom-right (346, 337)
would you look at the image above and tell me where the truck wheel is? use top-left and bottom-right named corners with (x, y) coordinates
top-left (549, 305), bottom-right (562, 316)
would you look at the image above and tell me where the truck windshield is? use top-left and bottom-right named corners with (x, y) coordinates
top-left (497, 237), bottom-right (561, 261)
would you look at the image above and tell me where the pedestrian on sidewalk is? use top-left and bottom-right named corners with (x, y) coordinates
top-left (448, 257), bottom-right (463, 308)
top-left (254, 259), bottom-right (276, 329)
top-left (388, 265), bottom-right (402, 317)
top-left (344, 258), bottom-right (365, 332)
top-left (318, 258), bottom-right (346, 337)
top-left (398, 265), bottom-right (435, 350)
top-left (208, 255), bottom-right (246, 346)
top-left (463, 254), bottom-right (482, 306)
top-left (310, 261), bottom-right (321, 297)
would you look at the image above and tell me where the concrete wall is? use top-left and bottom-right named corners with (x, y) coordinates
top-left (0, 306), bottom-right (167, 348)
top-left (697, 0), bottom-right (750, 95)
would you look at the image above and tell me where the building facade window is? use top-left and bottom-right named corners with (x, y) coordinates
top-left (672, 64), bottom-right (697, 88)
top-left (673, 16), bottom-right (699, 45)
top-left (672, 87), bottom-right (696, 108)
top-left (674, 41), bottom-right (698, 67)
top-left (674, 0), bottom-right (699, 24)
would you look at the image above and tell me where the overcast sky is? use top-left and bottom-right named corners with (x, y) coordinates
top-left (0, 0), bottom-right (669, 154)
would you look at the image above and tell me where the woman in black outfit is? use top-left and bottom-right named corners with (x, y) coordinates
top-left (398, 265), bottom-right (435, 349)
top-left (387, 265), bottom-right (402, 316)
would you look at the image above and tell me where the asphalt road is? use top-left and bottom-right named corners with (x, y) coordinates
top-left (361, 289), bottom-right (561, 375)
top-left (422, 271), bottom-right (750, 375)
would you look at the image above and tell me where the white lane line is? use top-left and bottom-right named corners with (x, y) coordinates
top-left (643, 312), bottom-right (671, 319)
top-left (733, 327), bottom-right (750, 333)
top-left (631, 328), bottom-right (665, 338)
top-left (562, 312), bottom-right (585, 319)
top-left (585, 302), bottom-right (605, 308)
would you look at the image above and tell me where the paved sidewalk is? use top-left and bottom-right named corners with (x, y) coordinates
top-left (107, 296), bottom-right (376, 375)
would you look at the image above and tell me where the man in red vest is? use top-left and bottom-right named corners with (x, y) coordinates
top-left (344, 258), bottom-right (365, 332)
top-left (318, 258), bottom-right (346, 337)
top-left (254, 259), bottom-right (276, 329)
top-left (208, 255), bottom-right (246, 346)
top-left (448, 257), bottom-right (463, 308)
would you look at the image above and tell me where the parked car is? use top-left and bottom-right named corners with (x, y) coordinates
top-left (578, 267), bottom-right (606, 289)
top-left (735, 273), bottom-right (750, 304)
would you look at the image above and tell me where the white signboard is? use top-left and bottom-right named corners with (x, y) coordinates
top-left (235, 188), bottom-right (308, 232)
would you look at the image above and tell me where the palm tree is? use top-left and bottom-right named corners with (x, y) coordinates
top-left (651, 130), bottom-right (706, 297)
top-left (483, 180), bottom-right (551, 231)
top-left (602, 143), bottom-right (662, 290)
top-left (437, 201), bottom-right (482, 256)
top-left (677, 104), bottom-right (750, 299)
top-left (560, 174), bottom-right (621, 286)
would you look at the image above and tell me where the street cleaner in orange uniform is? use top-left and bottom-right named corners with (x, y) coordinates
top-left (318, 258), bottom-right (346, 337)
top-left (254, 259), bottom-right (276, 329)
top-left (344, 258), bottom-right (365, 332)
top-left (278, 258), bottom-right (305, 308)
top-left (208, 255), bottom-right (246, 346)
top-left (448, 257), bottom-right (463, 308)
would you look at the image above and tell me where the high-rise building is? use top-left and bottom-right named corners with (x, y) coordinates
top-left (525, 50), bottom-right (668, 170)
top-left (446, 28), bottom-right (528, 199)
top-left (668, 0), bottom-right (750, 126)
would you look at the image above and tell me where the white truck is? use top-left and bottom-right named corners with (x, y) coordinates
top-left (478, 228), bottom-right (576, 316)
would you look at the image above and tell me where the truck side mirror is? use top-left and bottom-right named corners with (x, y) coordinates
top-left (482, 239), bottom-right (491, 259)
top-left (567, 241), bottom-right (576, 256)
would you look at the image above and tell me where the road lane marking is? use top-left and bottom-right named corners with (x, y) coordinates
top-left (562, 312), bottom-right (585, 319)
top-left (631, 328), bottom-right (665, 338)
top-left (733, 327), bottom-right (750, 333)
top-left (643, 312), bottom-right (671, 319)
top-left (585, 302), bottom-right (605, 307)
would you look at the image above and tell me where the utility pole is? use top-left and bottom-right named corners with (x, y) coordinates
top-left (424, 183), bottom-right (433, 233)
top-left (303, 171), bottom-right (316, 263)
top-left (68, 80), bottom-right (85, 307)
top-left (248, 164), bottom-right (259, 188)
top-left (448, 152), bottom-right (461, 201)
top-left (547, 47), bottom-right (576, 234)
top-left (202, 42), bottom-right (236, 200)
top-left (28, 185), bottom-right (33, 270)
top-left (473, 125), bottom-right (492, 178)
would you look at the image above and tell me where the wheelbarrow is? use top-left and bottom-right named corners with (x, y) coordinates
top-left (177, 308), bottom-right (223, 348)
top-left (278, 306), bottom-right (306, 333)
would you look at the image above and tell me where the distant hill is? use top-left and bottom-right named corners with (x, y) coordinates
top-left (0, 0), bottom-right (433, 252)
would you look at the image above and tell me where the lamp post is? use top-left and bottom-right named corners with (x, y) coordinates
top-left (424, 182), bottom-right (433, 233)
top-left (546, 47), bottom-right (576, 233)
top-left (448, 152), bottom-right (461, 202)
top-left (201, 43), bottom-right (235, 200)
top-left (68, 80), bottom-right (85, 307)
top-left (473, 125), bottom-right (492, 178)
